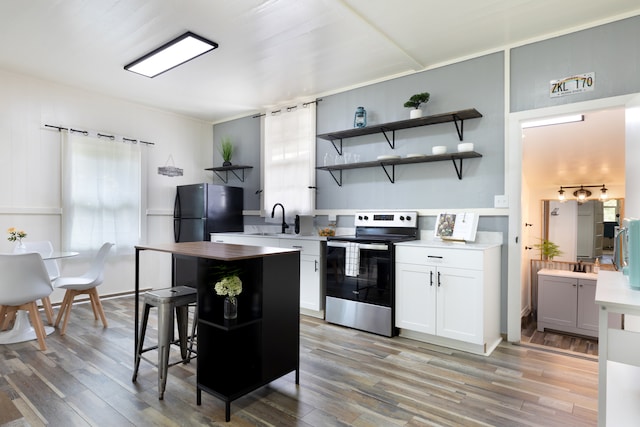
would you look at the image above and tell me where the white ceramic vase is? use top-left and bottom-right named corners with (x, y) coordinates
top-left (410, 109), bottom-right (423, 119)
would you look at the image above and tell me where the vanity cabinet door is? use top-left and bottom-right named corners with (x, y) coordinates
top-left (537, 275), bottom-right (577, 330)
top-left (577, 279), bottom-right (598, 332)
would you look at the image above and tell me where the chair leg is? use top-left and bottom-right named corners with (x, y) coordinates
top-left (88, 288), bottom-right (108, 328)
top-left (25, 302), bottom-right (47, 351)
top-left (56, 290), bottom-right (78, 336)
top-left (1, 307), bottom-right (17, 331)
top-left (156, 302), bottom-right (174, 400)
top-left (41, 297), bottom-right (54, 326)
top-left (54, 291), bottom-right (71, 328)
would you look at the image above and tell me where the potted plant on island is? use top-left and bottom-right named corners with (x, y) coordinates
top-left (534, 239), bottom-right (563, 261)
top-left (219, 136), bottom-right (234, 166)
top-left (404, 92), bottom-right (430, 119)
top-left (213, 265), bottom-right (242, 319)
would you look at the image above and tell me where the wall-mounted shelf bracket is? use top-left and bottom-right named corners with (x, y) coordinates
top-left (451, 157), bottom-right (465, 180)
top-left (452, 115), bottom-right (464, 141)
top-left (205, 165), bottom-right (253, 183)
top-left (380, 128), bottom-right (395, 149)
top-left (330, 139), bottom-right (343, 155)
top-left (380, 164), bottom-right (395, 183)
top-left (327, 169), bottom-right (343, 186)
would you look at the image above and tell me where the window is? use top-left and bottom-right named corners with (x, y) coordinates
top-left (603, 199), bottom-right (619, 223)
top-left (263, 102), bottom-right (316, 216)
top-left (62, 132), bottom-right (141, 254)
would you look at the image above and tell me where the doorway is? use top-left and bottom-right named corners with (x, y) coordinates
top-left (506, 93), bottom-right (638, 345)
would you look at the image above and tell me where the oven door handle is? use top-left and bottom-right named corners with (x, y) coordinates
top-left (327, 241), bottom-right (351, 248)
top-left (357, 243), bottom-right (389, 251)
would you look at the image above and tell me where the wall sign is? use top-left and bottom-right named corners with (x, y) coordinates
top-left (550, 72), bottom-right (595, 97)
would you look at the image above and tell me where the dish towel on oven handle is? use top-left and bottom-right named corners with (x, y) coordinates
top-left (345, 242), bottom-right (359, 277)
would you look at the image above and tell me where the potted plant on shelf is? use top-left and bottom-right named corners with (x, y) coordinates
top-left (534, 239), bottom-right (563, 261)
top-left (213, 264), bottom-right (242, 319)
top-left (404, 92), bottom-right (430, 119)
top-left (219, 136), bottom-right (233, 166)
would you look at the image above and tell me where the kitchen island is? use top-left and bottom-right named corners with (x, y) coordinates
top-left (134, 241), bottom-right (300, 422)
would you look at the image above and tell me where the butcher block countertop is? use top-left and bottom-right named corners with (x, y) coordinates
top-left (135, 241), bottom-right (299, 261)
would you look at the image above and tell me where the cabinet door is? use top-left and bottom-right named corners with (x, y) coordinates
top-left (436, 267), bottom-right (483, 344)
top-left (538, 275), bottom-right (577, 329)
top-left (299, 254), bottom-right (321, 311)
top-left (577, 279), bottom-right (598, 332)
top-left (395, 263), bottom-right (436, 334)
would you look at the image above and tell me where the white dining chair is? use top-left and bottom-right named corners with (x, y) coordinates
top-left (13, 241), bottom-right (59, 325)
top-left (54, 242), bottom-right (113, 335)
top-left (0, 253), bottom-right (54, 350)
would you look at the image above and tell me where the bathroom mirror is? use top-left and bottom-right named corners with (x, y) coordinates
top-left (542, 198), bottom-right (623, 263)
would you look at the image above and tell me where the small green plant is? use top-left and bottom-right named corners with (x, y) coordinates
top-left (219, 137), bottom-right (233, 164)
top-left (534, 239), bottom-right (563, 260)
top-left (403, 92), bottom-right (430, 109)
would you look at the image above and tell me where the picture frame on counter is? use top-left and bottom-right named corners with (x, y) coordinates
top-left (435, 212), bottom-right (479, 242)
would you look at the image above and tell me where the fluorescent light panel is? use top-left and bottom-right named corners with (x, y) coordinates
top-left (125, 32), bottom-right (218, 78)
top-left (521, 114), bottom-right (584, 129)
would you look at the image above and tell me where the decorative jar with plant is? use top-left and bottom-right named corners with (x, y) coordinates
top-left (7, 227), bottom-right (27, 250)
top-left (213, 265), bottom-right (242, 319)
top-left (404, 92), bottom-right (430, 119)
top-left (534, 239), bottom-right (563, 260)
top-left (219, 136), bottom-right (234, 166)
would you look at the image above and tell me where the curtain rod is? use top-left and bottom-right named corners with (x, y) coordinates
top-left (44, 124), bottom-right (155, 145)
top-left (252, 98), bottom-right (323, 118)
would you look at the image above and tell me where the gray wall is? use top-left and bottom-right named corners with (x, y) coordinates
top-left (211, 115), bottom-right (261, 210)
top-left (511, 15), bottom-right (640, 112)
top-left (316, 52), bottom-right (505, 209)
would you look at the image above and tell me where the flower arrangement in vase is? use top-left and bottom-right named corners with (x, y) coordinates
top-left (213, 265), bottom-right (242, 319)
top-left (7, 227), bottom-right (27, 249)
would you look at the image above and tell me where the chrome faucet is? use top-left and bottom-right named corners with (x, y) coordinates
top-left (271, 203), bottom-right (289, 234)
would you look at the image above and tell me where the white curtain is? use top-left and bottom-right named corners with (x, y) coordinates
top-left (263, 102), bottom-right (316, 216)
top-left (62, 131), bottom-right (141, 254)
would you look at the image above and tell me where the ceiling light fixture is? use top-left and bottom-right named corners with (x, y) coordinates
top-left (557, 184), bottom-right (608, 202)
top-left (522, 114), bottom-right (584, 129)
top-left (124, 31), bottom-right (218, 78)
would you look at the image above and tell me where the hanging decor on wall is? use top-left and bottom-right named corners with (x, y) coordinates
top-left (158, 155), bottom-right (183, 177)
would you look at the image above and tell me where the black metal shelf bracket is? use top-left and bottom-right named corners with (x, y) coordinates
top-left (380, 164), bottom-right (395, 183)
top-left (452, 115), bottom-right (464, 141)
top-left (330, 139), bottom-right (343, 155)
top-left (328, 169), bottom-right (343, 186)
top-left (451, 157), bottom-right (464, 180)
top-left (212, 168), bottom-right (247, 183)
top-left (380, 128), bottom-right (395, 149)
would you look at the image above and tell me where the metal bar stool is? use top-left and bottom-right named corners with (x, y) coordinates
top-left (131, 286), bottom-right (198, 399)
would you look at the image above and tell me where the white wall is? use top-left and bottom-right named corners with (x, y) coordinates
top-left (0, 69), bottom-right (214, 303)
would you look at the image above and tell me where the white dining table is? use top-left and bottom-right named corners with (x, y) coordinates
top-left (0, 251), bottom-right (78, 345)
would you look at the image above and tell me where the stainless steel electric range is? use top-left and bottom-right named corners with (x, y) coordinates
top-left (325, 211), bottom-right (418, 337)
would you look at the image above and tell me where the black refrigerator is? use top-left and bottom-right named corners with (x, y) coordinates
top-left (173, 183), bottom-right (244, 242)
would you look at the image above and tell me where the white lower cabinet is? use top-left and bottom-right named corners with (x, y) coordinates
top-left (212, 234), bottom-right (325, 318)
top-left (395, 242), bottom-right (501, 355)
top-left (537, 269), bottom-right (599, 337)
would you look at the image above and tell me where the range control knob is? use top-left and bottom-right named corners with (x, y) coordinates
top-left (399, 216), bottom-right (405, 221)
top-left (363, 215), bottom-right (369, 220)
top-left (358, 215), bottom-right (363, 220)
top-left (406, 215), bottom-right (412, 221)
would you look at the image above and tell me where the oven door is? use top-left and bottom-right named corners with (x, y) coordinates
top-left (325, 240), bottom-right (392, 307)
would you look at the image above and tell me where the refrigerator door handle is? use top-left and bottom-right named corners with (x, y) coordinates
top-left (174, 219), bottom-right (180, 243)
top-left (174, 192), bottom-right (181, 218)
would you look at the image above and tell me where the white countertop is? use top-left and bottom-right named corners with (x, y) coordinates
top-left (212, 231), bottom-right (328, 241)
top-left (396, 239), bottom-right (501, 250)
top-left (596, 270), bottom-right (640, 315)
top-left (537, 268), bottom-right (598, 280)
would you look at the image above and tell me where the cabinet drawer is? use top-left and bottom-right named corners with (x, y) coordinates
top-left (279, 238), bottom-right (320, 255)
top-left (396, 246), bottom-right (483, 270)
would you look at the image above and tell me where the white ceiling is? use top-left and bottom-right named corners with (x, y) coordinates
top-left (522, 108), bottom-right (626, 193)
top-left (1, 0), bottom-right (639, 124)
top-left (0, 1), bottom-right (635, 193)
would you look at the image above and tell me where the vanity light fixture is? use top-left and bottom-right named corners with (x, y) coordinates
top-left (124, 32), bottom-right (218, 78)
top-left (557, 184), bottom-right (608, 202)
top-left (522, 114), bottom-right (584, 129)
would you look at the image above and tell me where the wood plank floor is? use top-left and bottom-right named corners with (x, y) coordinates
top-left (0, 296), bottom-right (598, 426)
